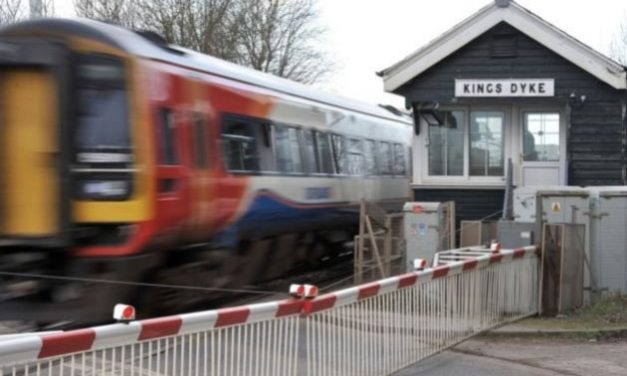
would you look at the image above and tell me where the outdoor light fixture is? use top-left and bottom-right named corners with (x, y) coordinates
top-left (412, 102), bottom-right (444, 135)
top-left (419, 110), bottom-right (443, 126)
top-left (411, 102), bottom-right (443, 135)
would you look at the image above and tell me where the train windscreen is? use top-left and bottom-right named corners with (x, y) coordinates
top-left (75, 55), bottom-right (130, 153)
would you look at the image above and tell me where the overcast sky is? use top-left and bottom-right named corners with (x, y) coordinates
top-left (55, 0), bottom-right (627, 108)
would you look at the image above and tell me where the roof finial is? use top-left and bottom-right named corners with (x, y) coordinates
top-left (495, 0), bottom-right (510, 7)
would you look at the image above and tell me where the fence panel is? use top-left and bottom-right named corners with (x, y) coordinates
top-left (303, 246), bottom-right (538, 376)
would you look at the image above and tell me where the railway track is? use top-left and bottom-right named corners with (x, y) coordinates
top-left (0, 252), bottom-right (355, 335)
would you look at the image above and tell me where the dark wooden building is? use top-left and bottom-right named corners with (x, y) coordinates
top-left (379, 0), bottom-right (627, 223)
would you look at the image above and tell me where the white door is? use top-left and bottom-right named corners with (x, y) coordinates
top-left (520, 111), bottom-right (565, 186)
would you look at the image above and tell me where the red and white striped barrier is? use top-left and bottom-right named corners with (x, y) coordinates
top-left (0, 299), bottom-right (304, 374)
top-left (303, 246), bottom-right (536, 315)
top-left (0, 246), bottom-right (538, 376)
top-left (304, 245), bottom-right (539, 376)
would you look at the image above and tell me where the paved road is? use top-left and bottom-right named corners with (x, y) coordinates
top-left (394, 350), bottom-right (562, 376)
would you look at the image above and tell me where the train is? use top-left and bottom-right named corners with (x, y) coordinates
top-left (0, 18), bottom-right (412, 322)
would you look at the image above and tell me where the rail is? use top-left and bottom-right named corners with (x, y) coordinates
top-left (0, 245), bottom-right (538, 376)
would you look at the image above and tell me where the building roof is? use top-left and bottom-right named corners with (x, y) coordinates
top-left (379, 0), bottom-right (627, 92)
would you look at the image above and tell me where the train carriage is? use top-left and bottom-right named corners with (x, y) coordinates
top-left (0, 18), bottom-right (411, 322)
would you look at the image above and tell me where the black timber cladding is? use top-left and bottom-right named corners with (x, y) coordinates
top-left (414, 188), bottom-right (504, 242)
top-left (396, 22), bottom-right (627, 186)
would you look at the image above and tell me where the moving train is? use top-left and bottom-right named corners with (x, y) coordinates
top-left (0, 18), bottom-right (412, 322)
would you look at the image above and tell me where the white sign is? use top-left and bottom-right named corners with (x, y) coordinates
top-left (455, 79), bottom-right (554, 97)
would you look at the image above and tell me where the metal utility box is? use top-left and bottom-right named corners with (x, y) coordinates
top-left (591, 189), bottom-right (627, 294)
top-left (513, 186), bottom-right (589, 223)
top-left (497, 220), bottom-right (536, 249)
top-left (513, 186), bottom-right (592, 299)
top-left (460, 220), bottom-right (497, 247)
top-left (403, 202), bottom-right (455, 271)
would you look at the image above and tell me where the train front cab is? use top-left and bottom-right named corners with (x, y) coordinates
top-left (0, 35), bottom-right (153, 322)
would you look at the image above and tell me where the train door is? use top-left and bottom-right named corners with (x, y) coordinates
top-left (0, 41), bottom-right (70, 245)
top-left (184, 78), bottom-right (214, 240)
top-left (152, 73), bottom-right (189, 235)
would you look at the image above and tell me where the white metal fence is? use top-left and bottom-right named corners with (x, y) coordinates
top-left (0, 246), bottom-right (538, 376)
top-left (304, 246), bottom-right (538, 375)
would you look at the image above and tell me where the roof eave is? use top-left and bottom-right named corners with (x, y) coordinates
top-left (381, 1), bottom-right (627, 93)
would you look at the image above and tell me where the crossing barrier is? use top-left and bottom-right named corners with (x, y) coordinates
top-left (303, 245), bottom-right (538, 375)
top-left (0, 245), bottom-right (538, 376)
top-left (0, 300), bottom-right (303, 376)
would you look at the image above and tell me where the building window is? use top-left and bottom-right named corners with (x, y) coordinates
top-left (523, 113), bottom-right (560, 161)
top-left (469, 111), bottom-right (504, 176)
top-left (428, 110), bottom-right (464, 176)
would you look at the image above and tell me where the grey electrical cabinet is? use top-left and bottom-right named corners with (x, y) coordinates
top-left (511, 185), bottom-right (627, 297)
top-left (591, 189), bottom-right (627, 294)
top-left (497, 220), bottom-right (536, 249)
top-left (513, 186), bottom-right (589, 223)
top-left (402, 202), bottom-right (455, 271)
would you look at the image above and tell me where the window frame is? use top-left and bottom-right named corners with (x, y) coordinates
top-left (315, 131), bottom-right (335, 175)
top-left (330, 133), bottom-right (347, 175)
top-left (347, 138), bottom-right (366, 176)
top-left (393, 142), bottom-right (407, 176)
top-left (521, 111), bottom-right (561, 162)
top-left (378, 140), bottom-right (394, 175)
top-left (221, 114), bottom-right (266, 174)
top-left (421, 105), bottom-right (510, 185)
top-left (468, 110), bottom-right (506, 177)
top-left (363, 138), bottom-right (379, 177)
top-left (271, 123), bottom-right (306, 175)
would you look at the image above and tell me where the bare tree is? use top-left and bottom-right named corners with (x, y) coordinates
top-left (0, 0), bottom-right (24, 23)
top-left (610, 19), bottom-right (627, 65)
top-left (0, 0), bottom-right (53, 24)
top-left (74, 0), bottom-right (137, 27)
top-left (74, 0), bottom-right (332, 84)
top-left (235, 0), bottom-right (331, 84)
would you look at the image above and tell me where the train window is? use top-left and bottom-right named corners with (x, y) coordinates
top-left (274, 125), bottom-right (303, 173)
top-left (222, 118), bottom-right (260, 172)
top-left (303, 130), bottom-right (319, 173)
top-left (393, 143), bottom-right (406, 175)
top-left (364, 139), bottom-right (378, 175)
top-left (331, 134), bottom-right (347, 174)
top-left (75, 55), bottom-right (130, 152)
top-left (192, 113), bottom-right (208, 169)
top-left (316, 132), bottom-right (334, 174)
top-left (347, 138), bottom-right (365, 176)
top-left (158, 108), bottom-right (178, 165)
top-left (379, 141), bottom-right (393, 175)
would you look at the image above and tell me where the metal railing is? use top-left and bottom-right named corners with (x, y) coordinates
top-left (303, 245), bottom-right (538, 375)
top-left (0, 246), bottom-right (538, 376)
